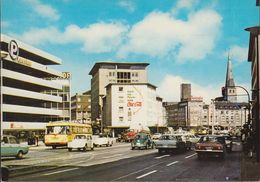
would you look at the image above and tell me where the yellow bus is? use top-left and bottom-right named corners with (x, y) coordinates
top-left (44, 121), bottom-right (92, 149)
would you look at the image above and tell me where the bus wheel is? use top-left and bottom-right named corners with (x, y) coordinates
top-left (52, 146), bottom-right (56, 149)
top-left (68, 148), bottom-right (72, 152)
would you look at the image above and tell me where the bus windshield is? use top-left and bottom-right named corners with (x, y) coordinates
top-left (46, 126), bottom-right (68, 134)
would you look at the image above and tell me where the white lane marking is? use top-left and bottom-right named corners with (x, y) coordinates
top-left (136, 170), bottom-right (157, 179)
top-left (166, 161), bottom-right (179, 167)
top-left (185, 153), bottom-right (197, 159)
top-left (102, 154), bottom-right (123, 159)
top-left (41, 168), bottom-right (78, 176)
top-left (155, 154), bottom-right (170, 159)
top-left (112, 161), bottom-right (165, 181)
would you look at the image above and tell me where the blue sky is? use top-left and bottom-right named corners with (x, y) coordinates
top-left (1, 0), bottom-right (259, 103)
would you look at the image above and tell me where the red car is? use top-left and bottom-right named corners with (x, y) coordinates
top-left (195, 135), bottom-right (226, 159)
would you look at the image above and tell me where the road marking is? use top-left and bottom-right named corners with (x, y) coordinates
top-left (166, 161), bottom-right (179, 167)
top-left (102, 154), bottom-right (123, 159)
top-left (185, 153), bottom-right (197, 159)
top-left (42, 168), bottom-right (78, 176)
top-left (136, 170), bottom-right (157, 179)
top-left (155, 154), bottom-right (170, 159)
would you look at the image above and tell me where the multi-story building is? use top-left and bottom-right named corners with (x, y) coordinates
top-left (180, 83), bottom-right (191, 101)
top-left (89, 62), bottom-right (149, 128)
top-left (71, 90), bottom-right (91, 122)
top-left (246, 8), bottom-right (260, 161)
top-left (210, 101), bottom-right (248, 129)
top-left (0, 34), bottom-right (64, 138)
top-left (103, 83), bottom-right (166, 136)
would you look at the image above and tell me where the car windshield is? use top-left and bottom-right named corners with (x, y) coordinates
top-left (159, 135), bottom-right (176, 140)
top-left (135, 135), bottom-right (147, 140)
top-left (199, 136), bottom-right (224, 144)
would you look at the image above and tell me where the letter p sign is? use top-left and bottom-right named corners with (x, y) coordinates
top-left (8, 40), bottom-right (19, 60)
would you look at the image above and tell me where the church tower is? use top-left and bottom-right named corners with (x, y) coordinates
top-left (224, 52), bottom-right (237, 102)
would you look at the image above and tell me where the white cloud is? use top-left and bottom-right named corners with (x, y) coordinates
top-left (118, 0), bottom-right (136, 13)
top-left (17, 22), bottom-right (128, 53)
top-left (23, 0), bottom-right (60, 21)
top-left (157, 74), bottom-right (250, 104)
top-left (117, 9), bottom-right (222, 63)
top-left (224, 45), bottom-right (248, 63)
top-left (157, 74), bottom-right (221, 104)
top-left (171, 0), bottom-right (199, 15)
top-left (64, 23), bottom-right (128, 53)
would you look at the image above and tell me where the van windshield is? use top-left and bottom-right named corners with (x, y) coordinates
top-left (47, 126), bottom-right (68, 134)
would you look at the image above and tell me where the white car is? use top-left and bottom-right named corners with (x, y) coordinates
top-left (93, 135), bottom-right (113, 147)
top-left (68, 134), bottom-right (94, 152)
top-left (155, 134), bottom-right (186, 153)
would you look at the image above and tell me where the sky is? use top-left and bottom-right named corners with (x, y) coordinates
top-left (1, 0), bottom-right (259, 104)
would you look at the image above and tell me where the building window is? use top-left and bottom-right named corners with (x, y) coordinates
top-left (77, 98), bottom-right (81, 102)
top-left (119, 117), bottom-right (124, 122)
top-left (119, 87), bottom-right (123, 91)
top-left (119, 107), bottom-right (123, 113)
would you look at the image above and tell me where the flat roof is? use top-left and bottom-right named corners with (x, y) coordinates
top-left (105, 82), bottom-right (157, 89)
top-left (1, 34), bottom-right (62, 65)
top-left (89, 61), bottom-right (149, 76)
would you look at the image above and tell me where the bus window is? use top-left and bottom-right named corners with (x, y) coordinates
top-left (47, 126), bottom-right (54, 134)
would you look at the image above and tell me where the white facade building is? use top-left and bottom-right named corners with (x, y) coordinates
top-left (104, 83), bottom-right (166, 135)
top-left (1, 34), bottom-right (64, 136)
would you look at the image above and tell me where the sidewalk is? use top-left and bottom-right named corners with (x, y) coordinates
top-left (241, 153), bottom-right (260, 181)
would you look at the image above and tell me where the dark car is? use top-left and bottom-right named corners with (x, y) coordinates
top-left (131, 132), bottom-right (154, 150)
top-left (195, 135), bottom-right (226, 159)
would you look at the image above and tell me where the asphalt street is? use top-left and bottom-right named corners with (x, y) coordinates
top-left (2, 142), bottom-right (242, 181)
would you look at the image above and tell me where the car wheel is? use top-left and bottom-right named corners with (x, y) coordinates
top-left (158, 149), bottom-right (162, 154)
top-left (91, 146), bottom-right (94, 151)
top-left (131, 147), bottom-right (135, 150)
top-left (83, 145), bottom-right (87, 152)
top-left (16, 151), bottom-right (23, 159)
top-left (68, 148), bottom-right (72, 152)
top-left (1, 167), bottom-right (9, 181)
top-left (151, 143), bottom-right (154, 149)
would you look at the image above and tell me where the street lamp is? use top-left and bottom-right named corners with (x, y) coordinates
top-left (1, 52), bottom-right (8, 139)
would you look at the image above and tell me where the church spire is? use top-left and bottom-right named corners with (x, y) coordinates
top-left (225, 51), bottom-right (235, 87)
top-left (224, 51), bottom-right (237, 102)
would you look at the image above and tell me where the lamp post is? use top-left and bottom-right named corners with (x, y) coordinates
top-left (1, 52), bottom-right (8, 139)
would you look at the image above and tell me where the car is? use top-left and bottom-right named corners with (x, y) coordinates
top-left (67, 134), bottom-right (94, 152)
top-left (221, 135), bottom-right (233, 152)
top-left (155, 134), bottom-right (186, 153)
top-left (92, 134), bottom-right (113, 147)
top-left (151, 133), bottom-right (162, 143)
top-left (1, 165), bottom-right (9, 181)
top-left (131, 132), bottom-right (154, 150)
top-left (172, 133), bottom-right (193, 150)
top-left (195, 135), bottom-right (226, 159)
top-left (1, 135), bottom-right (29, 159)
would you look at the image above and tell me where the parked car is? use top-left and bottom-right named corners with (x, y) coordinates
top-left (1, 165), bottom-right (9, 181)
top-left (68, 134), bottom-right (94, 152)
top-left (131, 132), bottom-right (154, 150)
top-left (1, 135), bottom-right (29, 159)
top-left (195, 135), bottom-right (226, 159)
top-left (93, 134), bottom-right (113, 147)
top-left (155, 134), bottom-right (186, 153)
